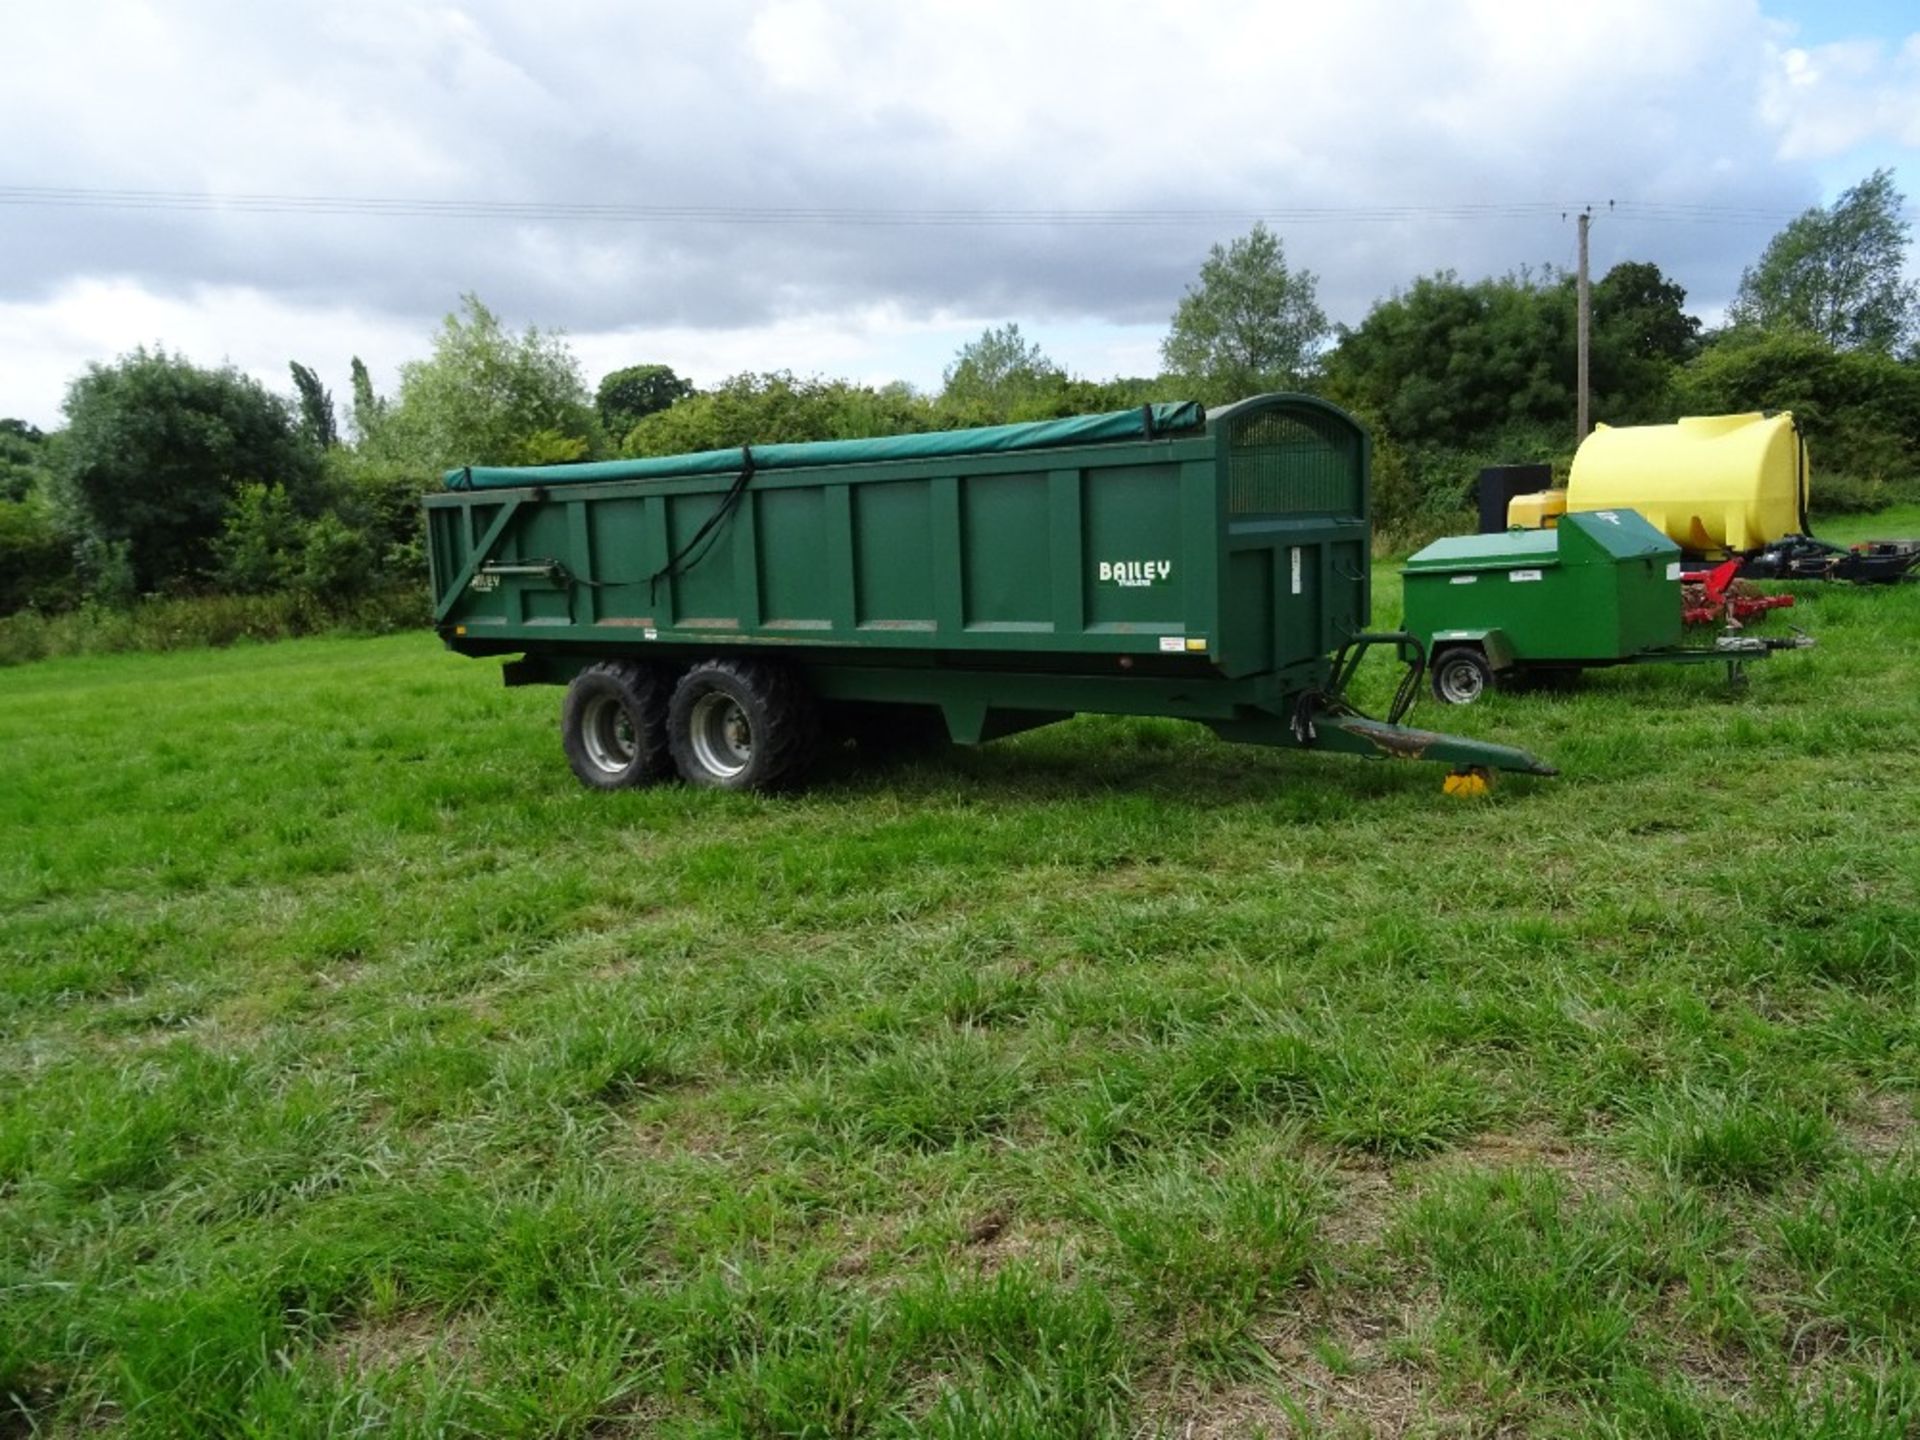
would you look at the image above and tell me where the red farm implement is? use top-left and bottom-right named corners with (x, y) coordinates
top-left (1681, 558), bottom-right (1797, 629)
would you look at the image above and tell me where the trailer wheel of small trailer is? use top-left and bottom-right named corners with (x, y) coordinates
top-left (561, 661), bottom-right (673, 789)
top-left (1430, 647), bottom-right (1496, 705)
top-left (667, 658), bottom-right (820, 791)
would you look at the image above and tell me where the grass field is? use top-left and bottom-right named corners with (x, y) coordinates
top-left (4, 507), bottom-right (1918, 1437)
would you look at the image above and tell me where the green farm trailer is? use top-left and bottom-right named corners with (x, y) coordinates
top-left (426, 395), bottom-right (1555, 790)
top-left (1402, 510), bottom-right (1811, 704)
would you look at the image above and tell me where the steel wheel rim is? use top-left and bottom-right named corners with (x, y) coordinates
top-left (581, 693), bottom-right (638, 773)
top-left (1438, 660), bottom-right (1484, 704)
top-left (689, 691), bottom-right (752, 778)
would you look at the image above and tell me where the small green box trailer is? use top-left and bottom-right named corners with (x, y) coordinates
top-left (1402, 510), bottom-right (1809, 704)
top-left (426, 395), bottom-right (1555, 789)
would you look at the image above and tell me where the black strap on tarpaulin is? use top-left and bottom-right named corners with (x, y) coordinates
top-left (647, 445), bottom-right (756, 604)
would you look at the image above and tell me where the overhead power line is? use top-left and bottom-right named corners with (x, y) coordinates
top-left (0, 184), bottom-right (1867, 228)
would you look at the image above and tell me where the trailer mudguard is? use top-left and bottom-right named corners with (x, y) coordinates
top-left (1426, 627), bottom-right (1518, 672)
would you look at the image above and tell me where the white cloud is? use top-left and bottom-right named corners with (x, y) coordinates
top-left (0, 283), bottom-right (1138, 430)
top-left (1763, 33), bottom-right (1920, 159)
top-left (0, 281), bottom-right (422, 430)
top-left (0, 0), bottom-right (1914, 428)
top-left (746, 0), bottom-right (851, 94)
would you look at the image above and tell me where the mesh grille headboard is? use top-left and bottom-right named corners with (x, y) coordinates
top-left (1226, 405), bottom-right (1363, 516)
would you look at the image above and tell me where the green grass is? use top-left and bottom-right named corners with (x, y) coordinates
top-left (3, 526), bottom-right (1918, 1436)
top-left (1814, 501), bottom-right (1920, 545)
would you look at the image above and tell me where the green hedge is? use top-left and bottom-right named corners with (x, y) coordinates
top-left (0, 588), bottom-right (428, 668)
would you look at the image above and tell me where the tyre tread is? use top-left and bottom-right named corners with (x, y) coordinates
top-left (561, 659), bottom-right (673, 789)
top-left (668, 657), bottom-right (820, 790)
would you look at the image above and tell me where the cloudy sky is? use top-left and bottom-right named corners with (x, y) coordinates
top-left (3, 0), bottom-right (1917, 429)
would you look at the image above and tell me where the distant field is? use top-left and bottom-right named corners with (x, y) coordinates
top-left (3, 515), bottom-right (1917, 1436)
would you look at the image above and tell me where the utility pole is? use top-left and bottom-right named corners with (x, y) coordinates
top-left (1576, 207), bottom-right (1591, 444)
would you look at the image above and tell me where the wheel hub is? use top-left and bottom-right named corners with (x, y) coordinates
top-left (580, 694), bottom-right (638, 773)
top-left (1438, 661), bottom-right (1483, 704)
top-left (689, 692), bottom-right (753, 778)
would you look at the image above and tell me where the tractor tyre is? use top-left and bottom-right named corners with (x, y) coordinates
top-left (561, 661), bottom-right (674, 790)
top-left (668, 658), bottom-right (820, 791)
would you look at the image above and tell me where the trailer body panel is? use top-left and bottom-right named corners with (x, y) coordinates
top-left (1403, 510), bottom-right (1682, 664)
top-left (429, 396), bottom-right (1368, 679)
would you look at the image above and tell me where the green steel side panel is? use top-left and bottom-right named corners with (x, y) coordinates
top-left (852, 481), bottom-right (935, 627)
top-left (1083, 463), bottom-right (1185, 632)
top-left (432, 438), bottom-right (1217, 656)
top-left (1614, 560), bottom-right (1683, 653)
top-left (1221, 548), bottom-right (1275, 676)
top-left (445, 402), bottom-right (1206, 490)
top-left (665, 493), bottom-right (736, 624)
top-left (962, 472), bottom-right (1051, 628)
top-left (756, 487), bottom-right (829, 627)
top-left (434, 496), bottom-right (522, 625)
top-left (1404, 565), bottom-right (1599, 660)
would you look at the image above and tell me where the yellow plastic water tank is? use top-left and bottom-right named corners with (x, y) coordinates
top-left (1566, 413), bottom-right (1808, 554)
top-left (1506, 489), bottom-right (1567, 530)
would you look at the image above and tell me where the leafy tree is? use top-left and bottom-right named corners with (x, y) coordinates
top-left (1323, 261), bottom-right (1699, 452)
top-left (1592, 261), bottom-right (1701, 367)
top-left (293, 510), bottom-right (377, 603)
top-left (1730, 169), bottom-right (1919, 353)
top-left (622, 368), bottom-right (1171, 458)
top-left (623, 372), bottom-right (932, 456)
top-left (1, 419), bottom-right (53, 503)
top-left (348, 356), bottom-right (387, 446)
top-left (1322, 270), bottom-right (1569, 449)
top-left (0, 498), bottom-right (77, 614)
top-left (212, 482), bottom-right (302, 594)
top-left (1676, 330), bottom-right (1920, 504)
top-left (1583, 261), bottom-right (1702, 424)
top-left (1043, 376), bottom-right (1166, 415)
top-left (321, 450), bottom-right (430, 586)
top-left (214, 477), bottom-right (386, 603)
top-left (376, 296), bottom-right (602, 470)
top-left (597, 364), bottom-right (692, 438)
top-left (55, 347), bottom-right (320, 593)
top-left (1318, 261), bottom-right (1701, 533)
top-left (1163, 223), bottom-right (1328, 400)
top-left (289, 362), bottom-right (339, 450)
top-left (938, 324), bottom-right (1064, 424)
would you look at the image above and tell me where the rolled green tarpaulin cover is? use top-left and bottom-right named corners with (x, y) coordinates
top-left (444, 402), bottom-right (1206, 490)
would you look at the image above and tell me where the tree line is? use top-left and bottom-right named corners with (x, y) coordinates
top-left (2, 169), bottom-right (1916, 628)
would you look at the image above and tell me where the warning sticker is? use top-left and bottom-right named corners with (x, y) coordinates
top-left (1158, 636), bottom-right (1185, 653)
top-left (1290, 546), bottom-right (1302, 595)
top-left (1666, 562), bottom-right (1683, 581)
top-left (1509, 569), bottom-right (1544, 582)
top-left (1450, 575), bottom-right (1478, 585)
